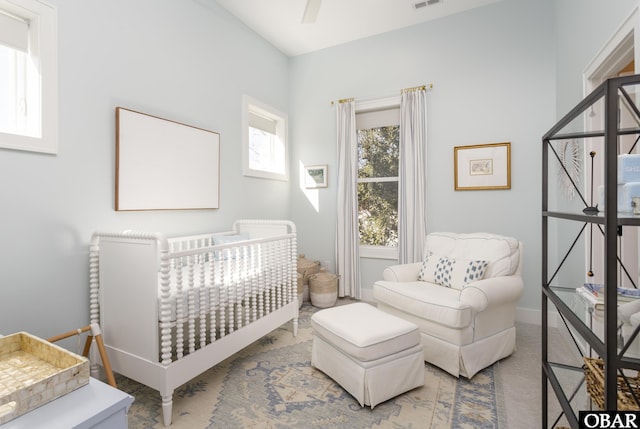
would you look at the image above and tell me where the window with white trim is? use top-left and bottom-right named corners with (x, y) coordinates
top-left (0, 0), bottom-right (57, 154)
top-left (356, 97), bottom-right (400, 259)
top-left (242, 95), bottom-right (288, 180)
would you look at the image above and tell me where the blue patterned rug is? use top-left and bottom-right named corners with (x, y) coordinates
top-left (115, 304), bottom-right (505, 428)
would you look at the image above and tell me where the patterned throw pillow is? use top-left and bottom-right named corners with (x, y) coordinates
top-left (418, 253), bottom-right (488, 289)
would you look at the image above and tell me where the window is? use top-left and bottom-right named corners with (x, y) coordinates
top-left (0, 0), bottom-right (57, 154)
top-left (242, 95), bottom-right (288, 180)
top-left (356, 97), bottom-right (400, 258)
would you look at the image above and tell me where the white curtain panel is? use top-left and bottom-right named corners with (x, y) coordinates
top-left (335, 100), bottom-right (361, 299)
top-left (398, 88), bottom-right (428, 264)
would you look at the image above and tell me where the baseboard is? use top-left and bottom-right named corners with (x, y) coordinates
top-left (516, 307), bottom-right (563, 329)
top-left (516, 307), bottom-right (542, 326)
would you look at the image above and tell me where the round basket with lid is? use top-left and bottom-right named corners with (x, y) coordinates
top-left (297, 254), bottom-right (320, 284)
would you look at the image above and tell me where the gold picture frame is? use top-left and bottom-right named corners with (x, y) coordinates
top-left (454, 142), bottom-right (511, 190)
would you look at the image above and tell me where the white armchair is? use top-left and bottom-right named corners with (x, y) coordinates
top-left (373, 232), bottom-right (524, 378)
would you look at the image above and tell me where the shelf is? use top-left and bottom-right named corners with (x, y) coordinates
top-left (547, 286), bottom-right (640, 367)
top-left (543, 74), bottom-right (640, 427)
top-left (546, 287), bottom-right (605, 355)
top-left (548, 127), bottom-right (640, 142)
top-left (544, 211), bottom-right (640, 226)
top-left (542, 74), bottom-right (640, 141)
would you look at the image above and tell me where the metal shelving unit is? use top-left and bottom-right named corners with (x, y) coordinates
top-left (542, 74), bottom-right (640, 428)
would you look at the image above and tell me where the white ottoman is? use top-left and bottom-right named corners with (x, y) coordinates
top-left (310, 302), bottom-right (425, 408)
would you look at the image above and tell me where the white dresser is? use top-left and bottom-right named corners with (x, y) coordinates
top-left (2, 378), bottom-right (134, 429)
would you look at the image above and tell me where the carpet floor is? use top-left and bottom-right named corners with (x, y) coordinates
top-left (114, 303), bottom-right (506, 428)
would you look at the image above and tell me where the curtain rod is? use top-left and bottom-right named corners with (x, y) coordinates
top-left (331, 83), bottom-right (433, 105)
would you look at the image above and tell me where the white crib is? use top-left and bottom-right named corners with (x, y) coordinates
top-left (89, 219), bottom-right (298, 426)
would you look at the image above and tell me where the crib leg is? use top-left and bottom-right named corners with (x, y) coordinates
top-left (293, 316), bottom-right (298, 337)
top-left (161, 394), bottom-right (173, 427)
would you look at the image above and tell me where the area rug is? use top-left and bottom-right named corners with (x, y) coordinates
top-left (115, 304), bottom-right (506, 429)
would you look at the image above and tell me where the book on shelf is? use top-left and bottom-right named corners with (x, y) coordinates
top-left (576, 286), bottom-right (604, 310)
top-left (575, 283), bottom-right (640, 310)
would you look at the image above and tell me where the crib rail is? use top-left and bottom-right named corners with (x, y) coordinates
top-left (90, 220), bottom-right (297, 367)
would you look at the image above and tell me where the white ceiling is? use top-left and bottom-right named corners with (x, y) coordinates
top-left (216, 0), bottom-right (503, 57)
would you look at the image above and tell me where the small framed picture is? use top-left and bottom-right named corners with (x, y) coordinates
top-left (454, 142), bottom-right (511, 190)
top-left (304, 165), bottom-right (328, 188)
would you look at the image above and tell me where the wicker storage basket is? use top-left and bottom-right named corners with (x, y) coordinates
top-left (296, 272), bottom-right (304, 308)
top-left (583, 356), bottom-right (640, 410)
top-left (0, 332), bottom-right (89, 424)
top-left (297, 254), bottom-right (320, 284)
top-left (309, 269), bottom-right (339, 308)
top-left (297, 254), bottom-right (320, 303)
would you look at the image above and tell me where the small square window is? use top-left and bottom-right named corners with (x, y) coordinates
top-left (242, 95), bottom-right (288, 181)
top-left (0, 0), bottom-right (57, 154)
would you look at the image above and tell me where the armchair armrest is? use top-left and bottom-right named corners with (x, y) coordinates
top-left (459, 275), bottom-right (524, 312)
top-left (619, 300), bottom-right (640, 324)
top-left (382, 262), bottom-right (422, 282)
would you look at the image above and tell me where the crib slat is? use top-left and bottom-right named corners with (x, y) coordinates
top-left (176, 259), bottom-right (184, 360)
top-left (159, 249), bottom-right (173, 366)
top-left (219, 252), bottom-right (226, 339)
top-left (187, 257), bottom-right (196, 354)
top-left (199, 255), bottom-right (207, 350)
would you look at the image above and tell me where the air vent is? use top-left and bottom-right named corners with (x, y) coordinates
top-left (413, 0), bottom-right (440, 9)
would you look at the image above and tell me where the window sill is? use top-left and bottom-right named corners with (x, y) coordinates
top-left (359, 245), bottom-right (398, 260)
top-left (243, 169), bottom-right (289, 181)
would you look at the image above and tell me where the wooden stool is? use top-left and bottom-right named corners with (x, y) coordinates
top-left (48, 323), bottom-right (116, 388)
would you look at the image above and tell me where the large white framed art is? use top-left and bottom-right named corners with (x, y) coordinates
top-left (115, 107), bottom-right (220, 211)
top-left (454, 142), bottom-right (511, 190)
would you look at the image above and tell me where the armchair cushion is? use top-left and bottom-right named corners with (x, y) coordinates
top-left (417, 253), bottom-right (488, 290)
top-left (425, 232), bottom-right (520, 278)
top-left (374, 280), bottom-right (473, 329)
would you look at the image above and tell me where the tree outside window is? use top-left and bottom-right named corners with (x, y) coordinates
top-left (357, 124), bottom-right (399, 247)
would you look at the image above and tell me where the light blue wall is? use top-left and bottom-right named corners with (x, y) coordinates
top-left (288, 0), bottom-right (556, 310)
top-left (554, 0), bottom-right (637, 115)
top-left (2, 0), bottom-right (638, 340)
top-left (0, 0), bottom-right (290, 338)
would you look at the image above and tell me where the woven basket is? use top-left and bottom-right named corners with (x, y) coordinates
top-left (297, 254), bottom-right (320, 284)
top-left (583, 356), bottom-right (640, 410)
top-left (309, 269), bottom-right (338, 308)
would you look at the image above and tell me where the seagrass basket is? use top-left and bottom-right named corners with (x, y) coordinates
top-left (308, 269), bottom-right (338, 308)
top-left (583, 356), bottom-right (640, 410)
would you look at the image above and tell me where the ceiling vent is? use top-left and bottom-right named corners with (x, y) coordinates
top-left (413, 0), bottom-right (440, 9)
